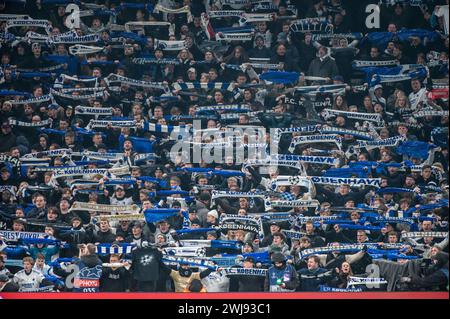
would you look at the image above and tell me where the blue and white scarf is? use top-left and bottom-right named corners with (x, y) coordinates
top-left (49, 33), bottom-right (100, 44)
top-left (223, 268), bottom-right (268, 276)
top-left (347, 277), bottom-right (387, 287)
top-left (322, 109), bottom-right (383, 125)
top-left (288, 134), bottom-right (342, 152)
top-left (96, 243), bottom-right (135, 255)
top-left (290, 17), bottom-right (332, 34)
top-left (87, 119), bottom-right (138, 129)
top-left (74, 106), bottom-right (112, 116)
top-left (51, 89), bottom-right (104, 100)
top-left (105, 73), bottom-right (167, 90)
top-left (69, 201), bottom-right (138, 213)
top-left (272, 154), bottom-right (337, 165)
top-left (352, 60), bottom-right (399, 68)
top-left (21, 148), bottom-right (72, 159)
top-left (5, 18), bottom-right (52, 34)
top-left (0, 230), bottom-right (47, 241)
top-left (313, 33), bottom-right (363, 41)
top-left (162, 256), bottom-right (217, 270)
top-left (163, 246), bottom-right (208, 257)
top-left (172, 82), bottom-right (235, 92)
top-left (282, 230), bottom-right (307, 240)
top-left (8, 94), bottom-right (52, 105)
top-left (357, 135), bottom-right (406, 150)
top-left (309, 176), bottom-right (381, 188)
top-left (401, 232), bottom-right (448, 239)
top-left (154, 38), bottom-right (186, 51)
top-left (320, 126), bottom-right (375, 141)
top-left (131, 57), bottom-right (181, 65)
top-left (267, 199), bottom-right (320, 209)
top-left (9, 119), bottom-right (52, 128)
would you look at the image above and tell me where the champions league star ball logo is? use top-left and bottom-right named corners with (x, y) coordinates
top-left (195, 247), bottom-right (206, 257)
top-left (288, 176), bottom-right (300, 185)
top-left (157, 42), bottom-right (168, 50)
top-left (78, 265), bottom-right (102, 279)
top-left (140, 254), bottom-right (154, 266)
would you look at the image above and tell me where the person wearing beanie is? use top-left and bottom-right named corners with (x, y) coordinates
top-left (205, 209), bottom-right (219, 228)
top-left (228, 256), bottom-right (265, 292)
top-left (264, 252), bottom-right (298, 292)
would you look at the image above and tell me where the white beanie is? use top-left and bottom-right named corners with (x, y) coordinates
top-left (207, 209), bottom-right (219, 219)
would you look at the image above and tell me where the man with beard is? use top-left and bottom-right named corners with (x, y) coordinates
top-left (297, 255), bottom-right (336, 291)
top-left (264, 252), bottom-right (298, 292)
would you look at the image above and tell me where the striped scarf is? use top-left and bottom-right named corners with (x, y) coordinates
top-left (172, 82), bottom-right (235, 92)
top-left (299, 245), bottom-right (365, 259)
top-left (96, 243), bottom-right (135, 255)
top-left (290, 18), bottom-right (333, 34)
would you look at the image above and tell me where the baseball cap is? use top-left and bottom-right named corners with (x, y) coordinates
top-left (271, 252), bottom-right (285, 263)
top-left (243, 256), bottom-right (255, 263)
top-left (269, 221), bottom-right (280, 227)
